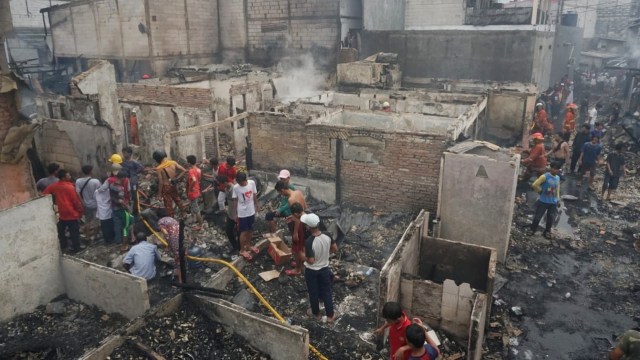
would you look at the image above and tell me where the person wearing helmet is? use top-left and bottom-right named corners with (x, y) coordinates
top-left (153, 150), bottom-right (186, 217)
top-left (532, 103), bottom-right (552, 135)
top-left (521, 133), bottom-right (547, 181)
top-left (301, 213), bottom-right (338, 322)
top-left (109, 153), bottom-right (123, 165)
top-left (562, 104), bottom-right (577, 136)
top-left (382, 101), bottom-right (391, 112)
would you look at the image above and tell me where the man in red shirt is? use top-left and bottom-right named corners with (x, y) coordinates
top-left (186, 155), bottom-right (203, 230)
top-left (522, 133), bottom-right (548, 181)
top-left (43, 169), bottom-right (84, 253)
top-left (374, 302), bottom-right (413, 360)
top-left (216, 156), bottom-right (237, 213)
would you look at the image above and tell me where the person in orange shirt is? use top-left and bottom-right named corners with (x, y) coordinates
top-left (522, 133), bottom-right (548, 180)
top-left (563, 105), bottom-right (577, 137)
top-left (43, 169), bottom-right (84, 253)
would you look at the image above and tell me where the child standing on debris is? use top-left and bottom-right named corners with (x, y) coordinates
top-left (405, 323), bottom-right (440, 360)
top-left (265, 169), bottom-right (296, 234)
top-left (217, 157), bottom-right (237, 213)
top-left (186, 155), bottom-right (203, 231)
top-left (601, 143), bottom-right (627, 201)
top-left (232, 172), bottom-right (260, 261)
top-left (220, 175), bottom-right (240, 254)
top-left (374, 302), bottom-right (412, 360)
top-left (529, 162), bottom-right (562, 239)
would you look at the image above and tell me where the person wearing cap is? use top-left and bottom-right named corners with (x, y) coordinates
top-left (529, 161), bottom-right (562, 239)
top-left (562, 104), bottom-right (577, 137)
top-left (382, 101), bottom-right (391, 112)
top-left (521, 133), bottom-right (547, 180)
top-left (532, 103), bottom-right (552, 135)
top-left (265, 169), bottom-right (296, 234)
top-left (301, 213), bottom-right (338, 322)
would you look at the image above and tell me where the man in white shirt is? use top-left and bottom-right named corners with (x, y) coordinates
top-left (95, 177), bottom-right (115, 244)
top-left (76, 165), bottom-right (102, 241)
top-left (232, 172), bottom-right (260, 260)
top-left (302, 213), bottom-right (338, 322)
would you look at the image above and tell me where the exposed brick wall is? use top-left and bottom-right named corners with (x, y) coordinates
top-left (0, 91), bottom-right (19, 148)
top-left (117, 83), bottom-right (210, 108)
top-left (248, 113), bottom-right (309, 174)
top-left (246, 0), bottom-right (340, 64)
top-left (307, 124), bottom-right (446, 213)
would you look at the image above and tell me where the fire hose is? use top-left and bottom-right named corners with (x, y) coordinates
top-left (137, 192), bottom-right (329, 360)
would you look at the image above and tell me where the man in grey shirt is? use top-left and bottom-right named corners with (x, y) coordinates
top-left (36, 163), bottom-right (60, 193)
top-left (75, 165), bottom-right (102, 241)
top-left (123, 233), bottom-right (161, 280)
top-left (302, 213), bottom-right (338, 322)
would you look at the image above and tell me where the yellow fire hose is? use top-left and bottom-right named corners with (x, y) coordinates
top-left (137, 193), bottom-right (329, 360)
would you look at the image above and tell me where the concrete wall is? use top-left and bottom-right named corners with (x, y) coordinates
top-left (61, 256), bottom-right (150, 319)
top-left (0, 90), bottom-right (19, 146)
top-left (405, 0), bottom-right (465, 28)
top-left (9, 0), bottom-right (66, 28)
top-left (360, 29), bottom-right (554, 88)
top-left (36, 119), bottom-right (114, 178)
top-left (0, 161), bottom-right (37, 210)
top-left (73, 61), bottom-right (124, 148)
top-left (438, 150), bottom-right (520, 262)
top-left (363, 0), bottom-right (404, 30)
top-left (595, 0), bottom-right (636, 38)
top-left (0, 197), bottom-right (65, 322)
top-left (483, 91), bottom-right (530, 146)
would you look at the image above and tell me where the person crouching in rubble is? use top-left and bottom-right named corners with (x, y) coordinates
top-left (153, 150), bottom-right (186, 218)
top-left (529, 161), bottom-right (562, 239)
top-left (521, 133), bottom-right (547, 181)
top-left (123, 232), bottom-right (161, 281)
top-left (301, 213), bottom-right (337, 323)
top-left (265, 169), bottom-right (295, 234)
top-left (155, 208), bottom-right (186, 283)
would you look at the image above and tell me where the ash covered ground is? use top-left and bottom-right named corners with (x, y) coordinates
top-left (0, 298), bottom-right (127, 359)
top-left (109, 305), bottom-right (270, 360)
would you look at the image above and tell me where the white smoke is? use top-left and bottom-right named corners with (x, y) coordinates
top-left (273, 53), bottom-right (325, 103)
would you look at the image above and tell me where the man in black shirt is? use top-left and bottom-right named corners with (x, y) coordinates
top-left (570, 125), bottom-right (591, 174)
top-left (601, 143), bottom-right (626, 200)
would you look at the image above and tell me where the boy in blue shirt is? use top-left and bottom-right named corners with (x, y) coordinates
top-left (529, 162), bottom-right (562, 239)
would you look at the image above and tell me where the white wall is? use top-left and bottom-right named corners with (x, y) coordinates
top-left (0, 197), bottom-right (65, 322)
top-left (363, 0), bottom-right (404, 30)
top-left (564, 0), bottom-right (599, 39)
top-left (10, 0), bottom-right (66, 28)
top-left (405, 0), bottom-right (466, 28)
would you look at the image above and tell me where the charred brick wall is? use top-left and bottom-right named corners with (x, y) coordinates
top-left (0, 90), bottom-right (18, 147)
top-left (116, 84), bottom-right (211, 108)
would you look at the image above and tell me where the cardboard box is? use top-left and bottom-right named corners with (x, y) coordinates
top-left (268, 239), bottom-right (292, 265)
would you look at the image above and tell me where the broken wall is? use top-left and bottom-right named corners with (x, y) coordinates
top-left (0, 197), bottom-right (65, 322)
top-left (116, 83), bottom-right (211, 108)
top-left (36, 119), bottom-right (114, 177)
top-left (360, 29), bottom-right (554, 89)
top-left (483, 90), bottom-right (532, 146)
top-left (72, 61), bottom-right (123, 148)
